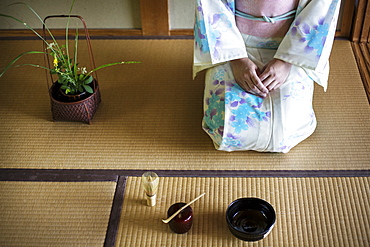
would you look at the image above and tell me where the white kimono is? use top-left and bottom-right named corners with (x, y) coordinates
top-left (194, 0), bottom-right (341, 153)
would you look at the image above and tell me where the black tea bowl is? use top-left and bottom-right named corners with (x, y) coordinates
top-left (226, 198), bottom-right (276, 241)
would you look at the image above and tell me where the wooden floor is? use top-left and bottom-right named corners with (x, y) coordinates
top-left (352, 42), bottom-right (370, 103)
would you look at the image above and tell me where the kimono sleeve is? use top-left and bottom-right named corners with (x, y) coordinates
top-left (274, 0), bottom-right (341, 72)
top-left (193, 0), bottom-right (248, 78)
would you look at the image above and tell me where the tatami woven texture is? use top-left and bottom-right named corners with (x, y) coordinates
top-left (116, 176), bottom-right (369, 247)
top-left (0, 39), bottom-right (369, 170)
top-left (0, 181), bottom-right (116, 246)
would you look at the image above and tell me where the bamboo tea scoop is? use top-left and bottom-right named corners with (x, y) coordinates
top-left (162, 193), bottom-right (206, 223)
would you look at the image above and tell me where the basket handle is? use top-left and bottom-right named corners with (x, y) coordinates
top-left (42, 15), bottom-right (98, 92)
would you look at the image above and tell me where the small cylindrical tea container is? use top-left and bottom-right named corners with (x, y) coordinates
top-left (167, 203), bottom-right (193, 234)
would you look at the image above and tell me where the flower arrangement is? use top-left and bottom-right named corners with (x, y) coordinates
top-left (0, 0), bottom-right (139, 97)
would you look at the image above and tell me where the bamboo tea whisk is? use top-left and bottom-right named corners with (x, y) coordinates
top-left (141, 172), bottom-right (159, 206)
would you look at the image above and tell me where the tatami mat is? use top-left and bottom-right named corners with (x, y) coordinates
top-left (0, 181), bottom-right (116, 246)
top-left (0, 39), bottom-right (369, 170)
top-left (115, 176), bottom-right (369, 247)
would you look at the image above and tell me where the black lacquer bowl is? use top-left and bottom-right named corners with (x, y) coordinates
top-left (226, 198), bottom-right (276, 241)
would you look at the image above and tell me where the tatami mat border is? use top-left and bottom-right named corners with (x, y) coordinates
top-left (1, 169), bottom-right (370, 181)
top-left (104, 176), bottom-right (127, 247)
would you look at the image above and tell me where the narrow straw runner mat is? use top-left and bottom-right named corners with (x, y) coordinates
top-left (0, 39), bottom-right (369, 170)
top-left (0, 181), bottom-right (116, 246)
top-left (116, 176), bottom-right (369, 247)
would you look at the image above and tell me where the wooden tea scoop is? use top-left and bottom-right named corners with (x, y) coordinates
top-left (162, 193), bottom-right (206, 223)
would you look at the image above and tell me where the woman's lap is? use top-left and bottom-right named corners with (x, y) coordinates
top-left (202, 58), bottom-right (316, 153)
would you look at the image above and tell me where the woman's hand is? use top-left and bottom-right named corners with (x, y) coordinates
top-left (230, 57), bottom-right (269, 98)
top-left (259, 58), bottom-right (292, 91)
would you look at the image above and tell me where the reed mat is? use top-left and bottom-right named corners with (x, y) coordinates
top-left (0, 181), bottom-right (116, 246)
top-left (116, 176), bottom-right (369, 247)
top-left (0, 39), bottom-right (369, 170)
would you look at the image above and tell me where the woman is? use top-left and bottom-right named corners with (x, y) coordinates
top-left (194, 0), bottom-right (341, 153)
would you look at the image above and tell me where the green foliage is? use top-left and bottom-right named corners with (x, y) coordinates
top-left (0, 0), bottom-right (140, 95)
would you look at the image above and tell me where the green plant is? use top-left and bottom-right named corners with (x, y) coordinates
top-left (0, 0), bottom-right (139, 95)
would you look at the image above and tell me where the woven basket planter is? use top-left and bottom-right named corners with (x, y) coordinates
top-left (43, 15), bottom-right (101, 124)
top-left (49, 80), bottom-right (101, 124)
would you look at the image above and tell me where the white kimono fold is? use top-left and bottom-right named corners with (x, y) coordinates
top-left (194, 0), bottom-right (341, 152)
